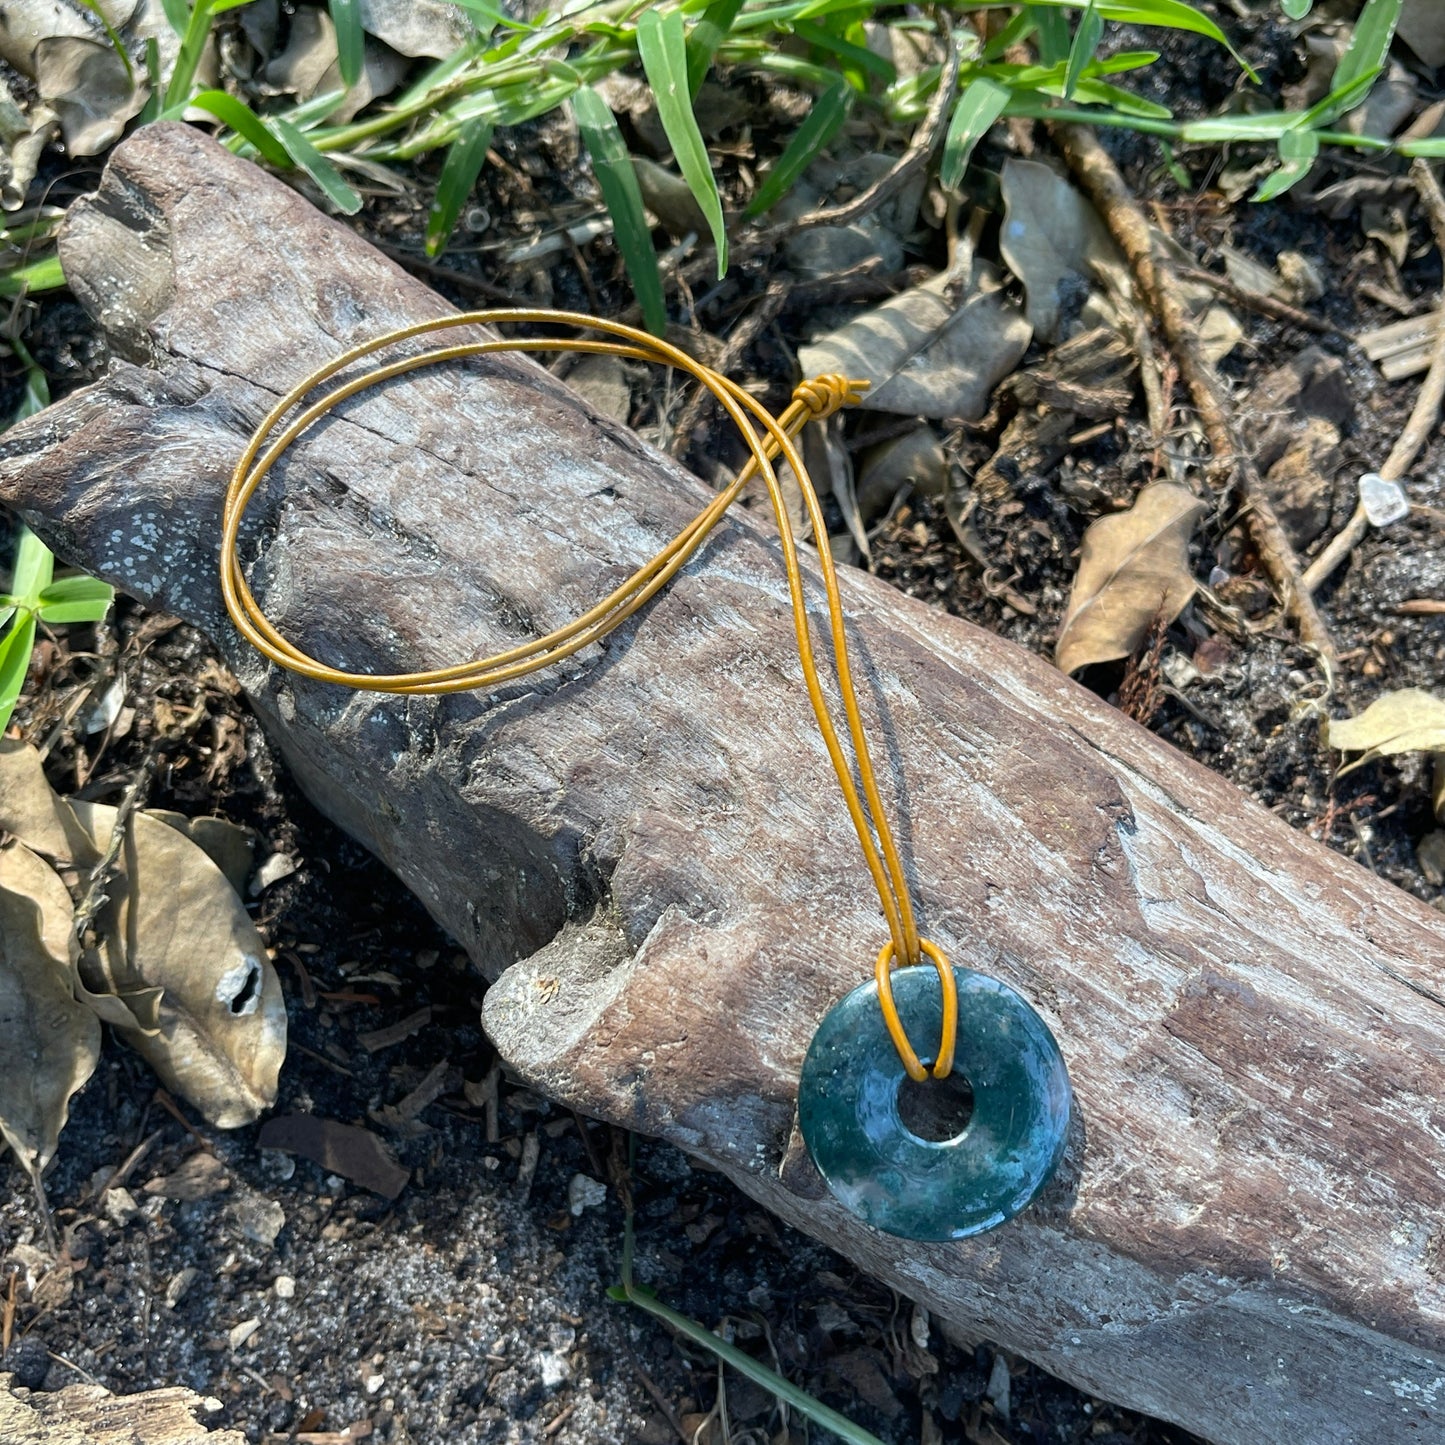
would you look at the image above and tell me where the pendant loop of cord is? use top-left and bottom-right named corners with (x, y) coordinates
top-left (222, 308), bottom-right (957, 1083)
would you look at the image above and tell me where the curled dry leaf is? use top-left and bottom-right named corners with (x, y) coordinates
top-left (1327, 689), bottom-right (1445, 774)
top-left (34, 35), bottom-right (147, 156)
top-left (1056, 482), bottom-right (1205, 675)
top-left (797, 263), bottom-right (1030, 421)
top-left (0, 838), bottom-right (101, 1207)
top-left (0, 740), bottom-right (285, 1129)
top-left (71, 802), bottom-right (287, 1127)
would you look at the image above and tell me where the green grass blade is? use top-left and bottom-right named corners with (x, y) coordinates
top-left (0, 255), bottom-right (65, 297)
top-left (77, 0), bottom-right (134, 81)
top-left (159, 0), bottom-right (189, 37)
top-left (0, 611), bottom-right (37, 735)
top-left (1179, 110), bottom-right (1302, 141)
top-left (746, 77), bottom-right (853, 216)
top-left (572, 87), bottom-right (667, 335)
top-left (269, 116), bottom-right (364, 213)
top-left (1030, 4), bottom-right (1071, 63)
top-left (450, 0), bottom-right (529, 33)
top-left (793, 18), bottom-right (894, 82)
top-left (10, 526), bottom-right (54, 606)
top-left (164, 0), bottom-right (253, 109)
top-left (10, 338), bottom-right (50, 422)
top-left (425, 119), bottom-right (495, 256)
top-left (1299, 64), bottom-right (1383, 129)
top-left (611, 1280), bottom-right (888, 1445)
top-left (982, 10), bottom-right (1037, 61)
top-left (1070, 76), bottom-right (1172, 118)
top-left (164, 0), bottom-right (214, 110)
top-left (36, 576), bottom-right (115, 625)
top-left (1281, 0), bottom-right (1311, 15)
top-left (686, 0), bottom-right (746, 94)
top-left (179, 90), bottom-right (293, 166)
top-left (1399, 136), bottom-right (1445, 157)
top-left (331, 0), bottom-right (366, 88)
top-left (941, 76), bottom-right (1010, 190)
top-left (1013, 0), bottom-right (1246, 70)
top-left (138, 37), bottom-right (164, 123)
top-left (637, 7), bottom-right (728, 276)
top-left (1064, 0), bottom-right (1104, 99)
top-left (1330, 0), bottom-right (1402, 111)
top-left (1252, 126), bottom-right (1318, 201)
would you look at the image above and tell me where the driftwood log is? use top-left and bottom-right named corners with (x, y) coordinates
top-left (1, 1374), bottom-right (243, 1444)
top-left (2, 125), bottom-right (1443, 1445)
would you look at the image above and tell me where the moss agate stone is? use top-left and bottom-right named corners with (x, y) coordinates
top-left (798, 965), bottom-right (1071, 1241)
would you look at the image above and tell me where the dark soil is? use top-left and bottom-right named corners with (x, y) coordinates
top-left (4, 6), bottom-right (1444, 1444)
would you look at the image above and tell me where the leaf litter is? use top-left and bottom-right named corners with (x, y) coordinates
top-left (1327, 688), bottom-right (1445, 773)
top-left (1055, 482), bottom-right (1206, 675)
top-left (0, 736), bottom-right (286, 1218)
top-left (798, 262), bottom-right (1031, 421)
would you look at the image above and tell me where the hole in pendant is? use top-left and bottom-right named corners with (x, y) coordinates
top-left (896, 1067), bottom-right (975, 1145)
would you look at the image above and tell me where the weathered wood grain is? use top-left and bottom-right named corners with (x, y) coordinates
top-left (1, 1374), bottom-right (244, 1444)
top-left (1, 124), bottom-right (1443, 1445)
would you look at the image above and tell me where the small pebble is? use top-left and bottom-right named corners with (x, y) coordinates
top-left (567, 1173), bottom-right (607, 1216)
top-left (1359, 473), bottom-right (1410, 528)
top-left (165, 1267), bottom-right (199, 1309)
top-left (274, 1274), bottom-right (296, 1299)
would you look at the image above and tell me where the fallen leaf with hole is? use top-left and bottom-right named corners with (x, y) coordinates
top-left (0, 837), bottom-right (101, 1222)
top-left (0, 739), bottom-right (285, 1129)
top-left (1055, 483), bottom-right (1205, 675)
top-left (798, 263), bottom-right (1030, 420)
top-left (258, 1115), bottom-right (410, 1199)
top-left (1327, 689), bottom-right (1445, 774)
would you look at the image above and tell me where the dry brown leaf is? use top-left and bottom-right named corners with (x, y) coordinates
top-left (1400, 0), bottom-right (1445, 66)
top-left (0, 743), bottom-right (285, 1128)
top-left (1327, 689), bottom-right (1445, 775)
top-left (856, 424), bottom-right (945, 523)
top-left (143, 1151), bottom-right (232, 1201)
top-left (1056, 483), bottom-right (1205, 675)
top-left (797, 263), bottom-right (1030, 421)
top-left (148, 809), bottom-right (255, 896)
top-left (0, 736), bottom-right (99, 864)
top-left (999, 158), bottom-right (1129, 345)
top-left (70, 801), bottom-right (286, 1127)
top-left (258, 1114), bottom-right (410, 1199)
top-left (32, 35), bottom-right (146, 156)
top-left (0, 839), bottom-right (101, 1210)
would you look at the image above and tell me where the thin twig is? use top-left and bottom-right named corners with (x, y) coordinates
top-left (1173, 264), bottom-right (1344, 337)
top-left (1053, 123), bottom-right (1338, 677)
top-left (768, 30), bottom-right (962, 239)
top-left (71, 752), bottom-right (156, 944)
top-left (1303, 159), bottom-right (1445, 594)
top-left (668, 277), bottom-right (790, 458)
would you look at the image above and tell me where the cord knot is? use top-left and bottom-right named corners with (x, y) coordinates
top-left (793, 374), bottom-right (869, 421)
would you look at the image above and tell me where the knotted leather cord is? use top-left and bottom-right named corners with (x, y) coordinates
top-left (222, 309), bottom-right (956, 1082)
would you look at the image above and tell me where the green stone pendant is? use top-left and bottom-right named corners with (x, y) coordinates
top-left (797, 965), bottom-right (1071, 1241)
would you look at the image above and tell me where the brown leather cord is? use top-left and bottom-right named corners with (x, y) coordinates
top-left (222, 309), bottom-right (956, 1082)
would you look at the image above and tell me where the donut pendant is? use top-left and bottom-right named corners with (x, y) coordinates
top-left (797, 965), bottom-right (1072, 1241)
